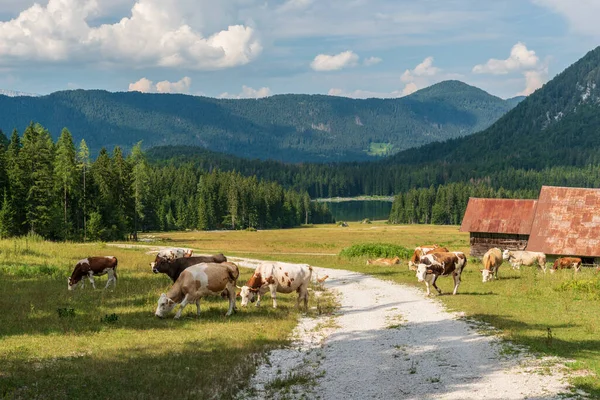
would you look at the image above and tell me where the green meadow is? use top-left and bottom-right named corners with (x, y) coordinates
top-left (1, 223), bottom-right (599, 398)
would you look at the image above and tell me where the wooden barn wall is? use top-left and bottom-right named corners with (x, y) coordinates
top-left (469, 233), bottom-right (529, 257)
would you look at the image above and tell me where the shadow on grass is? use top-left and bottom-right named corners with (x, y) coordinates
top-left (0, 336), bottom-right (287, 400)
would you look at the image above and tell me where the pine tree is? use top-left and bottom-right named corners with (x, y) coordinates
top-left (54, 128), bottom-right (77, 237)
top-left (6, 129), bottom-right (27, 234)
top-left (130, 142), bottom-right (149, 238)
top-left (0, 189), bottom-right (16, 238)
top-left (77, 139), bottom-right (90, 240)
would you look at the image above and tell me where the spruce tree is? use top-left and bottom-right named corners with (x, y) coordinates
top-left (54, 128), bottom-right (77, 237)
top-left (77, 139), bottom-right (90, 240)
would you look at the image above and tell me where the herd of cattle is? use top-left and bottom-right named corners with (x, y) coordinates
top-left (66, 245), bottom-right (585, 318)
top-left (67, 248), bottom-right (322, 319)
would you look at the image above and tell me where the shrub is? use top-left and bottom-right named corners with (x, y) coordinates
top-left (339, 243), bottom-right (412, 259)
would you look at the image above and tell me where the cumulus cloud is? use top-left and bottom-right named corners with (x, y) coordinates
top-left (0, 0), bottom-right (262, 69)
top-left (472, 42), bottom-right (539, 75)
top-left (532, 0), bottom-right (600, 37)
top-left (129, 77), bottom-right (192, 94)
top-left (400, 57), bottom-right (441, 95)
top-left (473, 42), bottom-right (547, 96)
top-left (219, 85), bottom-right (272, 99)
top-left (311, 51), bottom-right (359, 71)
top-left (363, 57), bottom-right (382, 67)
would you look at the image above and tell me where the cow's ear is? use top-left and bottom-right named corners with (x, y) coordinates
top-left (160, 293), bottom-right (167, 299)
top-left (236, 291), bottom-right (241, 298)
top-left (167, 298), bottom-right (175, 305)
top-left (426, 269), bottom-right (434, 274)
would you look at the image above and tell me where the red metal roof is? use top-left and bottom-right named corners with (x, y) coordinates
top-left (527, 186), bottom-right (600, 256)
top-left (460, 198), bottom-right (538, 235)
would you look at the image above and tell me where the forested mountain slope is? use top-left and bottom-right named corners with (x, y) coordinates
top-left (389, 46), bottom-right (600, 171)
top-left (0, 81), bottom-right (517, 162)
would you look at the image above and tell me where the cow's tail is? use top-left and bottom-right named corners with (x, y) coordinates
top-left (113, 257), bottom-right (118, 280)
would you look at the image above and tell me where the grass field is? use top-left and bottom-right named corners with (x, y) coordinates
top-left (150, 222), bottom-right (600, 396)
top-left (0, 236), bottom-right (335, 399)
top-left (1, 223), bottom-right (599, 398)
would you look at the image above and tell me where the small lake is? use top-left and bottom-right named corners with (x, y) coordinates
top-left (323, 200), bottom-right (393, 222)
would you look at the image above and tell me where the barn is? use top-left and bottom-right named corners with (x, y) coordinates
top-left (526, 186), bottom-right (600, 264)
top-left (461, 186), bottom-right (600, 263)
top-left (459, 198), bottom-right (538, 257)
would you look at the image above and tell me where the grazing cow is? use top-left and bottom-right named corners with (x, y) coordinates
top-left (155, 262), bottom-right (239, 319)
top-left (481, 248), bottom-right (503, 282)
top-left (238, 262), bottom-right (312, 309)
top-left (551, 257), bottom-right (582, 273)
top-left (151, 254), bottom-right (227, 282)
top-left (503, 250), bottom-right (546, 271)
top-left (408, 245), bottom-right (449, 271)
top-left (415, 252), bottom-right (467, 296)
top-left (68, 256), bottom-right (118, 290)
top-left (154, 248), bottom-right (193, 262)
top-left (366, 256), bottom-right (401, 266)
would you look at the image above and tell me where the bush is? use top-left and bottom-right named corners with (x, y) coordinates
top-left (361, 218), bottom-right (372, 224)
top-left (339, 243), bottom-right (412, 259)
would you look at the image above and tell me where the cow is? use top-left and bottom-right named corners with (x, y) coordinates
top-left (151, 254), bottom-right (227, 282)
top-left (155, 262), bottom-right (239, 319)
top-left (237, 262), bottom-right (312, 309)
top-left (550, 257), bottom-right (582, 273)
top-left (68, 256), bottom-right (118, 291)
top-left (502, 250), bottom-right (546, 271)
top-left (408, 245), bottom-right (449, 271)
top-left (480, 248), bottom-right (503, 282)
top-left (154, 248), bottom-right (193, 262)
top-left (366, 256), bottom-right (400, 266)
top-left (415, 252), bottom-right (467, 296)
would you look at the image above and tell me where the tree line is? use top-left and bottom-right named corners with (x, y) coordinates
top-left (0, 124), bottom-right (333, 241)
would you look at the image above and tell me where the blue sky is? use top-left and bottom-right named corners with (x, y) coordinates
top-left (0, 0), bottom-right (598, 99)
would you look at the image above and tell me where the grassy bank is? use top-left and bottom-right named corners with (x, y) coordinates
top-left (153, 222), bottom-right (599, 396)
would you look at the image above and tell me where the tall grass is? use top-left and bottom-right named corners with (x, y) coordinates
top-left (339, 243), bottom-right (412, 259)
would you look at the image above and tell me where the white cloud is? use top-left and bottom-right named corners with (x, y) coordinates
top-left (532, 0), bottom-right (600, 37)
top-left (400, 57), bottom-right (441, 95)
top-left (311, 51), bottom-right (359, 71)
top-left (518, 69), bottom-right (548, 96)
top-left (363, 57), bottom-right (382, 67)
top-left (219, 85), bottom-right (272, 99)
top-left (128, 77), bottom-right (192, 94)
top-left (473, 42), bottom-right (548, 96)
top-left (472, 42), bottom-right (539, 75)
top-left (0, 0), bottom-right (262, 69)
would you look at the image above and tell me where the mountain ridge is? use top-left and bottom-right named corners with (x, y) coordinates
top-left (0, 80), bottom-right (518, 162)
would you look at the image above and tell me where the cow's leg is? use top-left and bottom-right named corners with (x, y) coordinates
top-left (423, 281), bottom-right (431, 296)
top-left (104, 269), bottom-right (115, 289)
top-left (255, 292), bottom-right (262, 307)
top-left (225, 284), bottom-right (236, 316)
top-left (195, 299), bottom-right (201, 316)
top-left (452, 272), bottom-right (462, 295)
top-left (270, 285), bottom-right (278, 308)
top-left (174, 295), bottom-right (190, 319)
top-left (88, 272), bottom-right (96, 289)
top-left (302, 287), bottom-right (309, 310)
top-left (431, 275), bottom-right (442, 295)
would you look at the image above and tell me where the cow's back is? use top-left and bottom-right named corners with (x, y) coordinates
top-left (483, 248), bottom-right (502, 270)
top-left (182, 263), bottom-right (235, 295)
top-left (270, 262), bottom-right (312, 293)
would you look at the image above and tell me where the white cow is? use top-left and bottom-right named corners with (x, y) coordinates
top-left (155, 262), bottom-right (239, 319)
top-left (238, 262), bottom-right (312, 309)
top-left (156, 248), bottom-right (193, 261)
top-left (502, 250), bottom-right (546, 271)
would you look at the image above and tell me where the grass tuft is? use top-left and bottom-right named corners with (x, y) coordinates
top-left (339, 243), bottom-right (412, 259)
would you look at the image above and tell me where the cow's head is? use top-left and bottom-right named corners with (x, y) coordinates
top-left (416, 263), bottom-right (430, 282)
top-left (502, 249), bottom-right (511, 261)
top-left (151, 256), bottom-right (169, 274)
top-left (480, 269), bottom-right (493, 283)
top-left (238, 286), bottom-right (257, 306)
top-left (155, 293), bottom-right (176, 318)
top-left (67, 275), bottom-right (82, 290)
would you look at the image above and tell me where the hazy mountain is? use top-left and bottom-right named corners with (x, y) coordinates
top-left (0, 89), bottom-right (38, 97)
top-left (0, 80), bottom-right (518, 162)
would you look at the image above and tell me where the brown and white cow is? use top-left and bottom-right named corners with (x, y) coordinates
top-left (68, 256), bottom-right (118, 290)
top-left (408, 245), bottom-right (449, 271)
top-left (151, 254), bottom-right (227, 282)
top-left (238, 262), bottom-right (312, 309)
top-left (366, 256), bottom-right (400, 266)
top-left (155, 262), bottom-right (239, 319)
top-left (415, 252), bottom-right (467, 296)
top-left (480, 248), bottom-right (503, 282)
top-left (154, 248), bottom-right (193, 263)
top-left (502, 250), bottom-right (546, 271)
top-left (550, 257), bottom-right (582, 273)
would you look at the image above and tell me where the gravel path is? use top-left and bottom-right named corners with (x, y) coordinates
top-left (238, 264), bottom-right (578, 400)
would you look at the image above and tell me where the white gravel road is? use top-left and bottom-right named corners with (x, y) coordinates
top-left (237, 263), bottom-right (580, 400)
